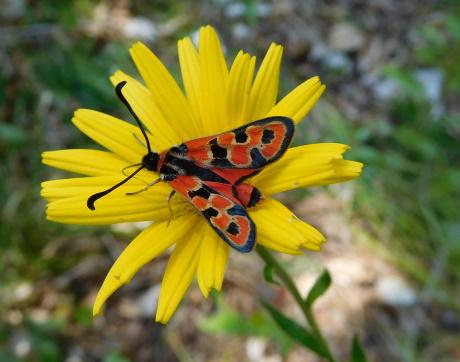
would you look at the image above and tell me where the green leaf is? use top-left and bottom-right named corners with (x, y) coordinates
top-left (261, 300), bottom-right (327, 357)
top-left (351, 335), bottom-right (367, 362)
top-left (0, 124), bottom-right (28, 148)
top-left (304, 269), bottom-right (332, 310)
top-left (104, 350), bottom-right (130, 362)
top-left (199, 295), bottom-right (293, 354)
top-left (263, 264), bottom-right (280, 285)
top-left (199, 299), bottom-right (250, 335)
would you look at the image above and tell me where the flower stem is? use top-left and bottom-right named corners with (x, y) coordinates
top-left (256, 245), bottom-right (335, 362)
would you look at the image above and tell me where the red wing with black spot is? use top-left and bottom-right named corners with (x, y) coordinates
top-left (182, 116), bottom-right (294, 169)
top-left (169, 175), bottom-right (256, 252)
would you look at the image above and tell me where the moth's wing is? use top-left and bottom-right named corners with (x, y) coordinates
top-left (169, 175), bottom-right (256, 252)
top-left (182, 116), bottom-right (294, 169)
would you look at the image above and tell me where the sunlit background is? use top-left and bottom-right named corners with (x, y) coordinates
top-left (1, 0), bottom-right (459, 361)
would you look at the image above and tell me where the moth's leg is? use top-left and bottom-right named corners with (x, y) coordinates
top-left (126, 178), bottom-right (161, 195)
top-left (167, 190), bottom-right (176, 226)
top-left (234, 183), bottom-right (263, 208)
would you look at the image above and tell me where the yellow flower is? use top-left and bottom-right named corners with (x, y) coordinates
top-left (41, 25), bottom-right (363, 323)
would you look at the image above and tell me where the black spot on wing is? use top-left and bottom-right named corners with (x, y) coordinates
top-left (195, 186), bottom-right (256, 253)
top-left (235, 132), bottom-right (248, 143)
top-left (202, 207), bottom-right (219, 219)
top-left (188, 187), bottom-right (211, 199)
top-left (247, 187), bottom-right (262, 207)
top-left (211, 144), bottom-right (227, 158)
top-left (262, 129), bottom-right (275, 144)
top-left (227, 205), bottom-right (246, 216)
top-left (227, 222), bottom-right (239, 235)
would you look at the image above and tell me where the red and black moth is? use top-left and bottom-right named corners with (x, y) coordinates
top-left (87, 81), bottom-right (295, 253)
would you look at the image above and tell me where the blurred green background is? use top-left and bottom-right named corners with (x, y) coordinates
top-left (1, 0), bottom-right (459, 361)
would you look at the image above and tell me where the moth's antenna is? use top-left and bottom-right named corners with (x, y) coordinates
top-left (115, 81), bottom-right (152, 153)
top-left (87, 165), bottom-right (145, 210)
top-left (122, 163), bottom-right (143, 176)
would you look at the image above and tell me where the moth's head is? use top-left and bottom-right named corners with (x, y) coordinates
top-left (142, 152), bottom-right (160, 171)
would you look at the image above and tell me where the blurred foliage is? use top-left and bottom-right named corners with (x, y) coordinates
top-left (303, 11), bottom-right (460, 310)
top-left (416, 10), bottom-right (460, 92)
top-left (260, 268), bottom-right (337, 360)
top-left (356, 73), bottom-right (459, 305)
top-left (199, 293), bottom-right (293, 355)
top-left (315, 71), bottom-right (460, 305)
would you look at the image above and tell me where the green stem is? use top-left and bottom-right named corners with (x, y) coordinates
top-left (256, 245), bottom-right (335, 362)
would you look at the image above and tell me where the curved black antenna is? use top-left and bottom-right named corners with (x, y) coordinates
top-left (87, 165), bottom-right (145, 210)
top-left (115, 81), bottom-right (152, 153)
top-left (122, 163), bottom-right (143, 176)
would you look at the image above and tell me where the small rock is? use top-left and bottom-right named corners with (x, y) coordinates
top-left (376, 276), bottom-right (417, 307)
top-left (308, 35), bottom-right (352, 73)
top-left (7, 310), bottom-right (23, 325)
top-left (11, 332), bottom-right (31, 358)
top-left (122, 17), bottom-right (157, 40)
top-left (373, 77), bottom-right (400, 101)
top-left (119, 299), bottom-right (141, 318)
top-left (414, 68), bottom-right (444, 102)
top-left (272, 0), bottom-right (296, 16)
top-left (328, 22), bottom-right (366, 52)
top-left (359, 37), bottom-right (386, 73)
top-left (13, 282), bottom-right (33, 303)
top-left (65, 346), bottom-right (85, 362)
top-left (232, 23), bottom-right (251, 41)
top-left (323, 51), bottom-right (353, 73)
top-left (246, 337), bottom-right (281, 362)
top-left (29, 308), bottom-right (50, 323)
top-left (414, 68), bottom-right (445, 118)
top-left (136, 285), bottom-right (160, 317)
top-left (0, 0), bottom-right (25, 20)
top-left (256, 3), bottom-right (272, 17)
top-left (225, 2), bottom-right (245, 18)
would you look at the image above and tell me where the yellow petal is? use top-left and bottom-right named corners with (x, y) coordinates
top-left (251, 144), bottom-right (355, 194)
top-left (267, 77), bottom-right (325, 123)
top-left (177, 37), bottom-right (202, 138)
top-left (130, 42), bottom-right (196, 142)
top-left (110, 70), bottom-right (180, 150)
top-left (41, 175), bottom-right (151, 201)
top-left (156, 216), bottom-right (203, 323)
top-left (197, 226), bottom-right (229, 297)
top-left (246, 43), bottom-right (283, 121)
top-left (42, 149), bottom-right (129, 176)
top-left (72, 109), bottom-right (146, 164)
top-left (197, 26), bottom-right (229, 134)
top-left (292, 84), bottom-right (326, 122)
top-left (314, 159), bottom-right (364, 185)
top-left (45, 183), bottom-right (191, 225)
top-left (226, 51), bottom-right (256, 128)
top-left (93, 215), bottom-right (196, 316)
top-left (251, 197), bottom-right (325, 253)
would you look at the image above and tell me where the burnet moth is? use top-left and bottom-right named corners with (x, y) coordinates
top-left (87, 81), bottom-right (294, 252)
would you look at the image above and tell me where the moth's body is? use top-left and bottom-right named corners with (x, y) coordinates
top-left (144, 145), bottom-right (262, 208)
top-left (87, 81), bottom-right (294, 253)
